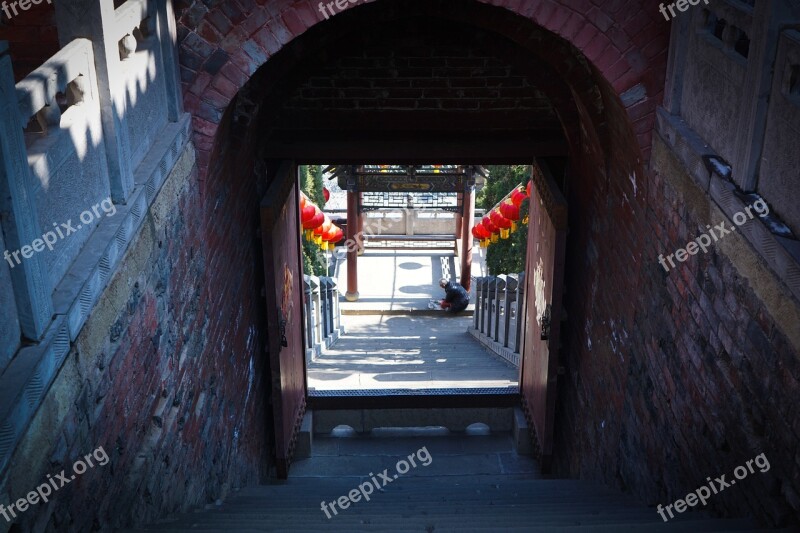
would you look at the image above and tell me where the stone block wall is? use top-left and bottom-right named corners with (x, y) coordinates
top-left (0, 228), bottom-right (20, 374)
top-left (552, 126), bottom-right (800, 527)
top-left (758, 30), bottom-right (800, 236)
top-left (0, 142), bottom-right (272, 532)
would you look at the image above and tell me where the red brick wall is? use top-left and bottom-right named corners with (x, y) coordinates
top-left (14, 0), bottom-right (799, 530)
top-left (551, 73), bottom-right (800, 527)
top-left (9, 142), bottom-right (273, 531)
top-left (0, 1), bottom-right (58, 82)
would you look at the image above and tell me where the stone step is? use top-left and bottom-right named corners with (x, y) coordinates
top-left (312, 407), bottom-right (516, 433)
top-left (125, 434), bottom-right (769, 533)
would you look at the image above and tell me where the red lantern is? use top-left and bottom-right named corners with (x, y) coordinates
top-left (491, 209), bottom-right (512, 239)
top-left (312, 216), bottom-right (331, 246)
top-left (321, 223), bottom-right (339, 250)
top-left (526, 180), bottom-right (532, 198)
top-left (310, 208), bottom-right (324, 228)
top-left (314, 216), bottom-right (332, 236)
top-left (300, 193), bottom-right (308, 211)
top-left (331, 227), bottom-right (344, 243)
top-left (303, 208), bottom-right (325, 240)
top-left (481, 216), bottom-right (495, 234)
top-left (301, 205), bottom-right (316, 227)
top-left (500, 200), bottom-right (520, 222)
top-left (490, 209), bottom-right (509, 229)
top-left (511, 187), bottom-right (526, 207)
top-left (323, 187), bottom-right (330, 202)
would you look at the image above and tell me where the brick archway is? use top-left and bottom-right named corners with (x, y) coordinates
top-left (177, 0), bottom-right (668, 178)
top-left (175, 0), bottom-right (673, 510)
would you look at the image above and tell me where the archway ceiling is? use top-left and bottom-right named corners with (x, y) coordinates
top-left (246, 16), bottom-right (577, 163)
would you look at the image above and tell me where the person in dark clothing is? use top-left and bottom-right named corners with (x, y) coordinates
top-left (438, 278), bottom-right (469, 313)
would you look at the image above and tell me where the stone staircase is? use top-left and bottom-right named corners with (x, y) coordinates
top-left (128, 432), bottom-right (771, 532)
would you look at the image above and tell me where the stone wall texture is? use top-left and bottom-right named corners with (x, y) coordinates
top-left (2, 0), bottom-right (798, 531)
top-left (552, 130), bottom-right (800, 527)
top-left (1, 143), bottom-right (272, 532)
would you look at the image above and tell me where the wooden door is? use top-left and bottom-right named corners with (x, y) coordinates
top-left (520, 161), bottom-right (567, 473)
top-left (261, 161), bottom-right (307, 479)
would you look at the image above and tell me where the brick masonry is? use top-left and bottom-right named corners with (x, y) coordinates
top-left (7, 0), bottom-right (799, 530)
top-left (552, 120), bottom-right (800, 526)
top-left (1, 144), bottom-right (272, 532)
top-left (173, 0), bottom-right (668, 180)
top-left (0, 1), bottom-right (59, 82)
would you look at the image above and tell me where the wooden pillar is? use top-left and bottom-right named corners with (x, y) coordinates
top-left (357, 192), bottom-right (365, 255)
top-left (455, 192), bottom-right (463, 239)
top-left (345, 191), bottom-right (359, 301)
top-left (459, 187), bottom-right (475, 291)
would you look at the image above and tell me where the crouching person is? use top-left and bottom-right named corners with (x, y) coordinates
top-left (438, 278), bottom-right (469, 313)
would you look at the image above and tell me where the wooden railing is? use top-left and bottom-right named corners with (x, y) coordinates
top-left (469, 273), bottom-right (525, 368)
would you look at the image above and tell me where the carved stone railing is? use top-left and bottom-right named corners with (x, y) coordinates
top-left (0, 0), bottom-right (190, 476)
top-left (304, 275), bottom-right (345, 362)
top-left (470, 273), bottom-right (525, 368)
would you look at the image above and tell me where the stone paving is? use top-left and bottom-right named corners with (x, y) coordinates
top-left (309, 249), bottom-right (517, 391)
top-left (333, 247), bottom-right (486, 312)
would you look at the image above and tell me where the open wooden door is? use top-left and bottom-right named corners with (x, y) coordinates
top-left (520, 161), bottom-right (567, 473)
top-left (261, 161), bottom-right (307, 479)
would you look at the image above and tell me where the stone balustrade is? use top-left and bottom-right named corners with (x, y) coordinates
top-left (469, 273), bottom-right (525, 368)
top-left (304, 275), bottom-right (344, 362)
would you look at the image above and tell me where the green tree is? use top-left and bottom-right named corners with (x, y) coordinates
top-left (479, 165), bottom-right (530, 275)
top-left (300, 165), bottom-right (328, 276)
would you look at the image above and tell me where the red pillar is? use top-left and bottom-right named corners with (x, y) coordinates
top-left (346, 191), bottom-right (359, 301)
top-left (460, 187), bottom-right (475, 290)
top-left (455, 192), bottom-right (463, 241)
top-left (357, 192), bottom-right (365, 255)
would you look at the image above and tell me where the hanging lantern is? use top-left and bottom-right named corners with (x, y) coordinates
top-left (323, 187), bottom-right (330, 203)
top-left (472, 222), bottom-right (488, 248)
top-left (491, 209), bottom-right (512, 239)
top-left (314, 216), bottom-right (332, 247)
top-left (302, 206), bottom-right (323, 240)
top-left (511, 187), bottom-right (527, 207)
top-left (301, 205), bottom-right (316, 226)
top-left (526, 180), bottom-right (532, 199)
top-left (471, 226), bottom-right (486, 241)
top-left (331, 227), bottom-right (344, 246)
top-left (482, 215), bottom-right (497, 236)
top-left (322, 224), bottom-right (340, 251)
top-left (500, 200), bottom-right (521, 233)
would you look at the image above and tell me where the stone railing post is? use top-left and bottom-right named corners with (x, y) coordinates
top-left (494, 275), bottom-right (506, 343)
top-left (321, 277), bottom-right (334, 340)
top-left (480, 276), bottom-right (491, 334)
top-left (0, 42), bottom-right (54, 339)
top-left (308, 275), bottom-right (322, 350)
top-left (514, 271), bottom-right (526, 352)
top-left (504, 274), bottom-right (519, 349)
top-left (473, 277), bottom-right (484, 330)
top-left (486, 276), bottom-right (497, 338)
top-left (303, 275), bottom-right (314, 353)
top-left (54, 0), bottom-right (136, 202)
top-left (330, 276), bottom-right (341, 333)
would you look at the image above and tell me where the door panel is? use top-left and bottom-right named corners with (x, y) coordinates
top-left (520, 161), bottom-right (567, 473)
top-left (261, 161), bottom-right (307, 479)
